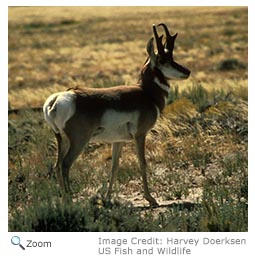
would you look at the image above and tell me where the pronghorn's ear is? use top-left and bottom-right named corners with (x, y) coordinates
top-left (146, 37), bottom-right (154, 56)
top-left (147, 37), bottom-right (156, 66)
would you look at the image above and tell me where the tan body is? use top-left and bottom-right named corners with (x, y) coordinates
top-left (43, 24), bottom-right (190, 206)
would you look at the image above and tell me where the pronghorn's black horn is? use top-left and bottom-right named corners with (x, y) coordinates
top-left (152, 24), bottom-right (164, 55)
top-left (158, 23), bottom-right (171, 39)
top-left (158, 23), bottom-right (178, 54)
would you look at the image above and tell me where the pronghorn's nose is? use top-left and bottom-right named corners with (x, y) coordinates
top-left (178, 63), bottom-right (191, 78)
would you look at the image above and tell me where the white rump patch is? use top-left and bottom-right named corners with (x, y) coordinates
top-left (43, 91), bottom-right (76, 133)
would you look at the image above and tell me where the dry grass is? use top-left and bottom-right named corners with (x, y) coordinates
top-left (9, 6), bottom-right (247, 108)
top-left (8, 7), bottom-right (247, 232)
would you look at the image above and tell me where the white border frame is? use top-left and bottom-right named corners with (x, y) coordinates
top-left (2, 1), bottom-right (254, 257)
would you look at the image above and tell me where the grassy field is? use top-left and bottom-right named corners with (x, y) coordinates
top-left (8, 6), bottom-right (248, 232)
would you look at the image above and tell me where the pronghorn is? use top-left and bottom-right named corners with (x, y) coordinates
top-left (43, 23), bottom-right (190, 206)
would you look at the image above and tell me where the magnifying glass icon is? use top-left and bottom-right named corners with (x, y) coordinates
top-left (11, 236), bottom-right (25, 250)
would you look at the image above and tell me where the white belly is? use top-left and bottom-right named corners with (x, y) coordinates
top-left (91, 109), bottom-right (139, 143)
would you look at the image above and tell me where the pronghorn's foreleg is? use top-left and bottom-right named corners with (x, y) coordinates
top-left (106, 142), bottom-right (123, 199)
top-left (135, 134), bottom-right (158, 207)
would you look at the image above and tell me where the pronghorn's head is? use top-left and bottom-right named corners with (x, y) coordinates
top-left (147, 23), bottom-right (190, 80)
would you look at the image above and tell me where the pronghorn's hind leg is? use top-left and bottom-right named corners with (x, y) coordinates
top-left (61, 133), bottom-right (90, 194)
top-left (106, 142), bottom-right (123, 200)
top-left (135, 134), bottom-right (159, 207)
top-left (61, 120), bottom-right (92, 194)
top-left (54, 132), bottom-right (70, 192)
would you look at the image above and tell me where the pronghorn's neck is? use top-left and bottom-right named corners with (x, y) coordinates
top-left (139, 62), bottom-right (170, 113)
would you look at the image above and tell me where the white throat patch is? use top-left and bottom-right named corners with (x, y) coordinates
top-left (153, 77), bottom-right (169, 106)
top-left (154, 77), bottom-right (170, 95)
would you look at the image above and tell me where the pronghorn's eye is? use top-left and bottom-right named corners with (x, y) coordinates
top-left (157, 55), bottom-right (167, 65)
